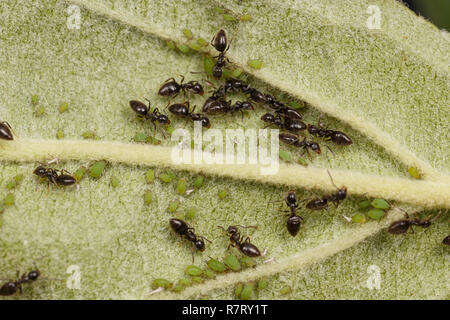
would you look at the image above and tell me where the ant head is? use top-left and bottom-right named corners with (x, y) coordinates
top-left (286, 190), bottom-right (297, 204)
top-left (27, 270), bottom-right (41, 281)
top-left (33, 166), bottom-right (47, 177)
top-left (261, 113), bottom-right (274, 122)
top-left (201, 117), bottom-right (211, 128)
top-left (227, 226), bottom-right (238, 235)
top-left (337, 187), bottom-right (347, 200)
top-left (311, 142), bottom-right (321, 154)
top-left (307, 124), bottom-right (318, 135)
top-left (422, 220), bottom-right (432, 228)
top-left (194, 239), bottom-right (206, 251)
top-left (242, 101), bottom-right (254, 110)
top-left (191, 82), bottom-right (204, 96)
top-left (158, 115), bottom-right (170, 125)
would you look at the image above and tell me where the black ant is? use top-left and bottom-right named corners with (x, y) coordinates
top-left (223, 78), bottom-right (252, 94)
top-left (0, 269), bottom-right (41, 296)
top-left (0, 121), bottom-right (14, 140)
top-left (211, 29), bottom-right (231, 79)
top-left (218, 225), bottom-right (261, 257)
top-left (170, 218), bottom-right (211, 261)
top-left (279, 132), bottom-right (321, 156)
top-left (443, 235), bottom-right (450, 246)
top-left (33, 166), bottom-right (76, 186)
top-left (387, 210), bottom-right (441, 235)
top-left (168, 101), bottom-right (211, 128)
top-left (307, 121), bottom-right (352, 146)
top-left (284, 190), bottom-right (303, 237)
top-left (129, 100), bottom-right (170, 125)
top-left (305, 170), bottom-right (347, 210)
top-left (158, 75), bottom-right (204, 98)
top-left (261, 113), bottom-right (306, 133)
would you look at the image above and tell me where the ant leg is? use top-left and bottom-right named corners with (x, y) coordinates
top-left (325, 145), bottom-right (335, 156)
top-left (199, 236), bottom-right (212, 243)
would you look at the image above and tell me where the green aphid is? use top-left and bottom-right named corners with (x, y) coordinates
top-left (197, 37), bottom-right (208, 47)
top-left (175, 212), bottom-right (185, 221)
top-left (89, 161), bottom-right (106, 179)
top-left (4, 194), bottom-right (15, 207)
top-left (188, 43), bottom-right (201, 52)
top-left (191, 276), bottom-right (204, 284)
top-left (280, 286), bottom-right (291, 295)
top-left (56, 130), bottom-right (64, 140)
top-left (145, 169), bottom-right (155, 184)
top-left (297, 158), bottom-right (308, 166)
top-left (279, 150), bottom-right (291, 162)
top-left (240, 283), bottom-right (254, 300)
top-left (167, 171), bottom-right (176, 179)
top-left (218, 190), bottom-right (228, 199)
top-left (185, 265), bottom-right (203, 277)
top-left (248, 59), bottom-right (263, 69)
top-left (257, 278), bottom-right (268, 290)
top-left (6, 180), bottom-right (17, 190)
top-left (81, 131), bottom-right (98, 140)
top-left (178, 278), bottom-right (192, 287)
top-left (166, 40), bottom-right (176, 50)
top-left (352, 213), bottom-right (367, 223)
top-left (203, 269), bottom-right (215, 279)
top-left (359, 200), bottom-right (371, 210)
top-left (193, 175), bottom-right (204, 188)
top-left (371, 198), bottom-right (390, 210)
top-left (111, 176), bottom-right (119, 188)
top-left (34, 106), bottom-right (46, 117)
top-left (186, 207), bottom-right (196, 220)
top-left (183, 28), bottom-right (193, 40)
top-left (176, 43), bottom-right (190, 54)
top-left (231, 68), bottom-right (243, 78)
top-left (240, 14), bottom-right (252, 21)
top-left (177, 179), bottom-right (187, 195)
top-left (367, 209), bottom-right (385, 220)
top-left (58, 102), bottom-right (69, 113)
top-left (215, 7), bottom-right (225, 14)
top-left (159, 173), bottom-right (173, 183)
top-left (168, 201), bottom-right (179, 213)
top-left (223, 14), bottom-right (236, 21)
top-left (73, 167), bottom-right (86, 181)
top-left (234, 283), bottom-right (243, 298)
top-left (408, 166), bottom-right (421, 179)
top-left (203, 56), bottom-right (215, 75)
top-left (224, 255), bottom-right (241, 272)
top-left (31, 94), bottom-right (39, 106)
top-left (288, 101), bottom-right (304, 109)
top-left (207, 258), bottom-right (227, 273)
top-left (14, 174), bottom-right (24, 183)
top-left (221, 68), bottom-right (233, 79)
top-left (152, 278), bottom-right (172, 289)
top-left (171, 283), bottom-right (185, 292)
top-left (166, 125), bottom-right (175, 135)
top-left (134, 132), bottom-right (147, 143)
top-left (240, 256), bottom-right (256, 268)
top-left (146, 136), bottom-right (161, 145)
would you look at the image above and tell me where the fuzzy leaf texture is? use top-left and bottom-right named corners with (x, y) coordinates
top-left (0, 0), bottom-right (448, 299)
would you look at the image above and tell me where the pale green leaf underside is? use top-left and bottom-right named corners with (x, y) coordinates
top-left (0, 0), bottom-right (448, 299)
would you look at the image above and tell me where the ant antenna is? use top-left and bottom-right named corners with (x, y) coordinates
top-left (327, 170), bottom-right (339, 190)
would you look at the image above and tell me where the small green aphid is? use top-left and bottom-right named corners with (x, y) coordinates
top-left (167, 171), bottom-right (176, 179)
top-left (73, 167), bottom-right (86, 181)
top-left (221, 68), bottom-right (233, 79)
top-left (359, 200), bottom-right (371, 210)
top-left (240, 256), bottom-right (256, 268)
top-left (197, 37), bottom-right (208, 47)
top-left (188, 43), bottom-right (201, 51)
top-left (351, 213), bottom-right (367, 223)
top-left (183, 28), bottom-right (193, 40)
top-left (176, 43), bottom-right (190, 54)
top-left (178, 278), bottom-right (192, 287)
top-left (4, 194), bottom-right (15, 207)
top-left (175, 212), bottom-right (185, 221)
top-left (224, 255), bottom-right (241, 272)
top-left (89, 161), bottom-right (106, 179)
top-left (14, 174), bottom-right (24, 183)
top-left (193, 175), bottom-right (204, 189)
top-left (240, 14), bottom-right (252, 21)
top-left (171, 283), bottom-right (185, 292)
top-left (191, 276), bottom-right (204, 284)
top-left (159, 173), bottom-right (173, 183)
top-left (297, 158), bottom-right (308, 166)
top-left (234, 283), bottom-right (243, 298)
top-left (166, 40), bottom-right (176, 50)
top-left (231, 68), bottom-right (243, 78)
top-left (166, 125), bottom-right (175, 135)
top-left (280, 286), bottom-right (291, 295)
top-left (203, 56), bottom-right (215, 75)
top-left (185, 265), bottom-right (203, 277)
top-left (371, 198), bottom-right (390, 210)
top-left (134, 132), bottom-right (147, 143)
top-left (111, 176), bottom-right (119, 188)
top-left (6, 180), bottom-right (17, 190)
top-left (34, 106), bottom-right (46, 117)
top-left (168, 201), bottom-right (179, 213)
top-left (248, 59), bottom-right (263, 69)
top-left (186, 207), bottom-right (196, 220)
top-left (257, 278), bottom-right (268, 290)
top-left (203, 269), bottom-right (215, 279)
top-left (240, 283), bottom-right (254, 300)
top-left (58, 102), bottom-right (69, 113)
top-left (177, 179), bottom-right (187, 195)
top-left (218, 190), bottom-right (228, 199)
top-left (367, 209), bottom-right (385, 220)
top-left (144, 192), bottom-right (153, 204)
top-left (408, 166), bottom-right (421, 179)
top-left (31, 94), bottom-right (39, 106)
top-left (215, 7), bottom-right (225, 14)
top-left (288, 101), bottom-right (304, 109)
top-left (279, 150), bottom-right (291, 162)
top-left (152, 278), bottom-right (172, 289)
top-left (145, 169), bottom-right (155, 184)
top-left (56, 130), bottom-right (64, 140)
top-left (207, 258), bottom-right (227, 273)
top-left (223, 14), bottom-right (236, 21)
top-left (81, 131), bottom-right (98, 140)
